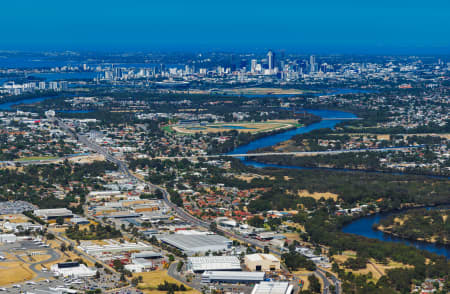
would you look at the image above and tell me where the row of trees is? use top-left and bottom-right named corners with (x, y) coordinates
top-left (65, 224), bottom-right (122, 240)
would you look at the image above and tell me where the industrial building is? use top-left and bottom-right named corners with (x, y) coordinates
top-left (3, 222), bottom-right (43, 233)
top-left (0, 233), bottom-right (17, 243)
top-left (157, 233), bottom-right (232, 255)
top-left (251, 282), bottom-right (294, 294)
top-left (187, 256), bottom-right (241, 273)
top-left (216, 217), bottom-right (238, 228)
top-left (124, 258), bottom-right (155, 273)
top-left (33, 208), bottom-right (74, 220)
top-left (131, 251), bottom-right (163, 260)
top-left (78, 240), bottom-right (153, 256)
top-left (201, 271), bottom-right (265, 284)
top-left (51, 262), bottom-right (97, 277)
top-left (244, 254), bottom-right (280, 272)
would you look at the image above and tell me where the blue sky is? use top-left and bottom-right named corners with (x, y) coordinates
top-left (1, 0), bottom-right (449, 53)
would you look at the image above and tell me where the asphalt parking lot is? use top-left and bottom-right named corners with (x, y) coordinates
top-left (2, 279), bottom-right (65, 293)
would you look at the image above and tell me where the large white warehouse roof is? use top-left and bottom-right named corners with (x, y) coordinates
top-left (158, 233), bottom-right (232, 254)
top-left (188, 255), bottom-right (241, 272)
top-left (251, 282), bottom-right (293, 294)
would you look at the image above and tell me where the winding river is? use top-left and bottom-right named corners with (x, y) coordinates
top-left (227, 109), bottom-right (449, 258)
top-left (342, 208), bottom-right (449, 258)
top-left (227, 109), bottom-right (356, 156)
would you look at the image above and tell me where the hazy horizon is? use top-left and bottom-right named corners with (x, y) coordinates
top-left (1, 0), bottom-right (449, 54)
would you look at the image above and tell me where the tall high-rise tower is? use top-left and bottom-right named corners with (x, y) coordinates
top-left (309, 55), bottom-right (316, 73)
top-left (251, 59), bottom-right (257, 73)
top-left (267, 50), bottom-right (275, 70)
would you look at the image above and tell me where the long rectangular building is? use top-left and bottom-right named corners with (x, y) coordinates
top-left (78, 240), bottom-right (152, 255)
top-left (251, 282), bottom-right (293, 294)
top-left (157, 233), bottom-right (232, 255)
top-left (201, 271), bottom-right (265, 284)
top-left (34, 208), bottom-right (74, 220)
top-left (187, 256), bottom-right (241, 273)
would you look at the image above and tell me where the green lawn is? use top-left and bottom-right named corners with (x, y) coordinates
top-left (14, 156), bottom-right (59, 162)
top-left (162, 125), bottom-right (174, 133)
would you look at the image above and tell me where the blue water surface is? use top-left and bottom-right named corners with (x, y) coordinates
top-left (342, 209), bottom-right (449, 258)
top-left (228, 109), bottom-right (355, 155)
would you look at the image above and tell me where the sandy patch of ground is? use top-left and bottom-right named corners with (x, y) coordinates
top-left (347, 260), bottom-right (412, 281)
top-left (50, 227), bottom-right (66, 233)
top-left (0, 214), bottom-right (30, 223)
top-left (297, 190), bottom-right (338, 201)
top-left (68, 154), bottom-right (105, 164)
top-left (393, 216), bottom-right (406, 226)
top-left (293, 270), bottom-right (313, 290)
top-left (332, 251), bottom-right (357, 263)
top-left (134, 270), bottom-right (199, 294)
top-left (273, 140), bottom-right (294, 151)
top-left (0, 261), bottom-right (35, 286)
top-left (283, 232), bottom-right (304, 241)
top-left (26, 253), bottom-right (52, 263)
top-left (234, 174), bottom-right (273, 183)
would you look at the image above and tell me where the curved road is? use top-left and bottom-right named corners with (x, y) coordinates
top-left (16, 248), bottom-right (60, 277)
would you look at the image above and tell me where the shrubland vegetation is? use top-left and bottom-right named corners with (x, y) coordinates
top-left (375, 208), bottom-right (449, 245)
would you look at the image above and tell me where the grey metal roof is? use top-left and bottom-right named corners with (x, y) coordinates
top-left (131, 251), bottom-right (163, 259)
top-left (158, 234), bottom-right (231, 252)
top-left (188, 256), bottom-right (241, 271)
top-left (202, 271), bottom-right (265, 281)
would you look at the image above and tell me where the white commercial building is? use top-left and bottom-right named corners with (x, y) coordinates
top-left (251, 282), bottom-right (293, 294)
top-left (34, 208), bottom-right (74, 220)
top-left (187, 256), bottom-right (241, 273)
top-left (0, 234), bottom-right (17, 243)
top-left (124, 258), bottom-right (155, 273)
top-left (51, 262), bottom-right (96, 277)
top-left (3, 222), bottom-right (43, 233)
top-left (216, 217), bottom-right (238, 228)
top-left (78, 240), bottom-right (153, 256)
top-left (244, 254), bottom-right (281, 272)
top-left (157, 233), bottom-right (232, 255)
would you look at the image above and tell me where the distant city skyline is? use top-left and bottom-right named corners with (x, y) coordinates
top-left (1, 0), bottom-right (449, 54)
